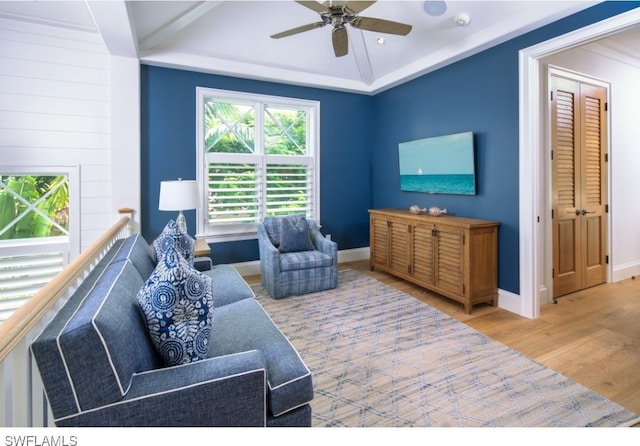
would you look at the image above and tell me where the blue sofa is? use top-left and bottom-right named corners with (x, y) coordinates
top-left (30, 233), bottom-right (313, 427)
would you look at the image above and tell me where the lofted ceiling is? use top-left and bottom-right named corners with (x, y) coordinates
top-left (0, 1), bottom-right (639, 93)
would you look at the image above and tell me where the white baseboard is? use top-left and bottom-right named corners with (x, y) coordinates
top-left (496, 288), bottom-right (522, 316)
top-left (612, 260), bottom-right (640, 282)
top-left (230, 247), bottom-right (371, 277)
top-left (231, 247), bottom-right (528, 317)
top-left (338, 247), bottom-right (370, 263)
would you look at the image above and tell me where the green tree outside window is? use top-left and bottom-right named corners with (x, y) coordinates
top-left (0, 175), bottom-right (70, 241)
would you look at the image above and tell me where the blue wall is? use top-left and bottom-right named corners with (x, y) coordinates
top-left (372, 1), bottom-right (639, 294)
top-left (140, 68), bottom-right (374, 263)
top-left (141, 1), bottom-right (639, 292)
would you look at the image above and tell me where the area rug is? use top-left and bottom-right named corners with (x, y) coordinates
top-left (251, 269), bottom-right (640, 427)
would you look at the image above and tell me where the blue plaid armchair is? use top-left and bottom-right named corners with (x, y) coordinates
top-left (257, 215), bottom-right (338, 299)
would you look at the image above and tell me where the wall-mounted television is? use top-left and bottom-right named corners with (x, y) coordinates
top-left (398, 131), bottom-right (476, 195)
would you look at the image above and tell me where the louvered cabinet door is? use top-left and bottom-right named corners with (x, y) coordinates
top-left (411, 223), bottom-right (435, 286)
top-left (551, 75), bottom-right (607, 297)
top-left (370, 214), bottom-right (390, 269)
top-left (433, 225), bottom-right (465, 296)
top-left (388, 218), bottom-right (410, 275)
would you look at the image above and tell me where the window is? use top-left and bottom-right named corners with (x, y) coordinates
top-left (0, 172), bottom-right (73, 322)
top-left (197, 88), bottom-right (320, 241)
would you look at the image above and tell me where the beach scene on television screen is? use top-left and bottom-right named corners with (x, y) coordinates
top-left (398, 131), bottom-right (476, 195)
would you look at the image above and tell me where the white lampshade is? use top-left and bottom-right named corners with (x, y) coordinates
top-left (159, 179), bottom-right (199, 211)
top-left (159, 179), bottom-right (200, 233)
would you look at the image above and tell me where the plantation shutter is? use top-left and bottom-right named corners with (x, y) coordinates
top-left (207, 162), bottom-right (258, 226)
top-left (0, 242), bottom-right (67, 322)
top-left (265, 163), bottom-right (313, 216)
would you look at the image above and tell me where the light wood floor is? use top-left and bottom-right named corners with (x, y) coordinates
top-left (244, 259), bottom-right (640, 419)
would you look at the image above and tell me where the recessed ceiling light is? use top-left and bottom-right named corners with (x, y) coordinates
top-left (377, 37), bottom-right (385, 44)
top-left (455, 12), bottom-right (470, 27)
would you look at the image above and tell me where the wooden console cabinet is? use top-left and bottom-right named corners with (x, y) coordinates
top-left (369, 209), bottom-right (499, 314)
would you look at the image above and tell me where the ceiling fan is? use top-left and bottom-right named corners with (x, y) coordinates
top-left (270, 1), bottom-right (412, 57)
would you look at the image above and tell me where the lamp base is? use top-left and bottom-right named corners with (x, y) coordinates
top-left (176, 211), bottom-right (187, 234)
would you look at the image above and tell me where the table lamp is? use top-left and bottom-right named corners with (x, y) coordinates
top-left (158, 179), bottom-right (200, 234)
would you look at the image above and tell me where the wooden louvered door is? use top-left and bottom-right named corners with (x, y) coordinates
top-left (370, 214), bottom-right (389, 269)
top-left (388, 218), bottom-right (410, 275)
top-left (433, 225), bottom-right (465, 296)
top-left (369, 214), bottom-right (410, 275)
top-left (410, 223), bottom-right (463, 296)
top-left (411, 223), bottom-right (435, 286)
top-left (551, 74), bottom-right (608, 298)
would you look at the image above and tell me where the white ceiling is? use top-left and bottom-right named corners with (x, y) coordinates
top-left (0, 1), bottom-right (639, 93)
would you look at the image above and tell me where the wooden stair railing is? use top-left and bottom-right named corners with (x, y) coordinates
top-left (0, 209), bottom-right (134, 427)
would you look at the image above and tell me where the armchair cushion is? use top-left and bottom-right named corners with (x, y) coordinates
top-left (279, 251), bottom-right (333, 272)
top-left (278, 216), bottom-right (314, 253)
top-left (137, 246), bottom-right (214, 367)
top-left (152, 219), bottom-right (195, 265)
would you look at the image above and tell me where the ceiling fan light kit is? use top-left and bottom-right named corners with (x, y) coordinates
top-left (271, 1), bottom-right (413, 57)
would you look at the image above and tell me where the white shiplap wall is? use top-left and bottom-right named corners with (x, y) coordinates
top-left (0, 17), bottom-right (111, 253)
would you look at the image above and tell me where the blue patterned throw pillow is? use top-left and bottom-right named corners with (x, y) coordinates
top-left (137, 246), bottom-right (214, 366)
top-left (152, 219), bottom-right (195, 265)
top-left (279, 216), bottom-right (315, 253)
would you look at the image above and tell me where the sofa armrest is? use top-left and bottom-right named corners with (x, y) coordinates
top-left (56, 350), bottom-right (267, 427)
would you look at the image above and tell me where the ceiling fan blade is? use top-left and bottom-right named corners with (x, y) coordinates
top-left (345, 1), bottom-right (376, 14)
top-left (295, 1), bottom-right (327, 13)
top-left (332, 26), bottom-right (348, 57)
top-left (352, 17), bottom-right (412, 35)
top-left (271, 22), bottom-right (326, 39)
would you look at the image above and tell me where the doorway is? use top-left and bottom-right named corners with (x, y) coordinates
top-left (549, 70), bottom-right (608, 298)
top-left (518, 8), bottom-right (640, 319)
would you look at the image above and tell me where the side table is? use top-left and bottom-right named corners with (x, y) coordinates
top-left (194, 238), bottom-right (211, 257)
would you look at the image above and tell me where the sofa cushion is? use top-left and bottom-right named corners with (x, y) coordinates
top-left (279, 216), bottom-right (314, 253)
top-left (137, 246), bottom-right (214, 366)
top-left (152, 219), bottom-right (195, 265)
top-left (203, 264), bottom-right (255, 307)
top-left (208, 298), bottom-right (313, 417)
top-left (111, 233), bottom-right (155, 279)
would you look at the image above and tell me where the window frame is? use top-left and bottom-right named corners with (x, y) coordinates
top-left (0, 166), bottom-right (79, 322)
top-left (196, 87), bottom-right (320, 242)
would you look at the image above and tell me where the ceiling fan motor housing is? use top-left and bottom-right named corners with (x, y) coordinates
top-left (322, 6), bottom-right (357, 27)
